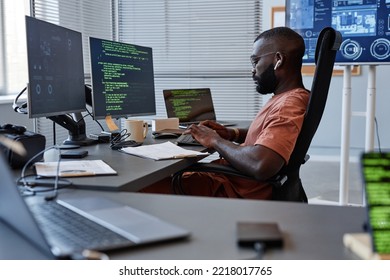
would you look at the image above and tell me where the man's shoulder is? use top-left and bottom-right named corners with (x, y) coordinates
top-left (274, 88), bottom-right (309, 104)
top-left (285, 87), bottom-right (309, 96)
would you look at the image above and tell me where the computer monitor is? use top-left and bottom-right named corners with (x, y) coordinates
top-left (89, 37), bottom-right (156, 120)
top-left (25, 16), bottom-right (96, 146)
top-left (285, 0), bottom-right (390, 65)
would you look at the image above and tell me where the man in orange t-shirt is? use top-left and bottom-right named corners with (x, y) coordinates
top-left (140, 27), bottom-right (309, 199)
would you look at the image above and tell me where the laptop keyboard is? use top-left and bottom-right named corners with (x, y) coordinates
top-left (28, 201), bottom-right (134, 252)
top-left (176, 134), bottom-right (202, 146)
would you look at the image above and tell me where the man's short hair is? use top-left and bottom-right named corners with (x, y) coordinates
top-left (255, 27), bottom-right (305, 59)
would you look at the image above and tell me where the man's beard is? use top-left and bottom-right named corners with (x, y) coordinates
top-left (253, 63), bottom-right (277, 95)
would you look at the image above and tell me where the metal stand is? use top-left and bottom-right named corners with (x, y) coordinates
top-left (365, 65), bottom-right (376, 152)
top-left (339, 65), bottom-right (352, 206)
top-left (339, 65), bottom-right (377, 206)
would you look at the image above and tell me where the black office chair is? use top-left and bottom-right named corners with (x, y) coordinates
top-left (171, 27), bottom-right (342, 202)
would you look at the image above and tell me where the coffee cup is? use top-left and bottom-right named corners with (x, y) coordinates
top-left (124, 120), bottom-right (148, 143)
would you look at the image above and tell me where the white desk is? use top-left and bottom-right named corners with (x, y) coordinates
top-left (0, 189), bottom-right (365, 260)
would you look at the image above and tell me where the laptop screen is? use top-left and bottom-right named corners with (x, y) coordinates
top-left (163, 88), bottom-right (216, 123)
top-left (361, 152), bottom-right (390, 255)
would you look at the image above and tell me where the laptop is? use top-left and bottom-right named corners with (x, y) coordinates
top-left (360, 151), bottom-right (390, 257)
top-left (0, 154), bottom-right (190, 259)
top-left (163, 88), bottom-right (235, 127)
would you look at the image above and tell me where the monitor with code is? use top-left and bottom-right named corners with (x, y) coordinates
top-left (361, 152), bottom-right (390, 255)
top-left (89, 37), bottom-right (156, 120)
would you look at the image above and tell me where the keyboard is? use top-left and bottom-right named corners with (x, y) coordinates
top-left (179, 120), bottom-right (235, 128)
top-left (176, 134), bottom-right (202, 146)
top-left (28, 201), bottom-right (134, 253)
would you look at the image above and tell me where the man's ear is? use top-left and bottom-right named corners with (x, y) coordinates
top-left (274, 52), bottom-right (284, 70)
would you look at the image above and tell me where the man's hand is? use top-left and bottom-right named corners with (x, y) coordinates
top-left (184, 123), bottom-right (221, 148)
top-left (196, 120), bottom-right (230, 139)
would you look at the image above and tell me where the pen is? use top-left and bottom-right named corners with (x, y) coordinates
top-left (173, 154), bottom-right (197, 159)
top-left (60, 170), bottom-right (95, 177)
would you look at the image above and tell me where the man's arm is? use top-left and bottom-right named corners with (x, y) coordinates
top-left (187, 124), bottom-right (285, 181)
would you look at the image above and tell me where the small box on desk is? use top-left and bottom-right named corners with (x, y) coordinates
top-left (152, 118), bottom-right (179, 132)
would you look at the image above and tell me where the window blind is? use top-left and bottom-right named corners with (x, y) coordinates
top-left (32, 0), bottom-right (264, 145)
top-left (118, 0), bottom-right (264, 122)
top-left (0, 1), bottom-right (5, 94)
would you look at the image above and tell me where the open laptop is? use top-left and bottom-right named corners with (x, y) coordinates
top-left (360, 151), bottom-right (390, 257)
top-left (0, 154), bottom-right (190, 259)
top-left (163, 88), bottom-right (235, 127)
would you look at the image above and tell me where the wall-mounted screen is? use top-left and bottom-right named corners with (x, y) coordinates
top-left (89, 37), bottom-right (156, 120)
top-left (286, 0), bottom-right (390, 65)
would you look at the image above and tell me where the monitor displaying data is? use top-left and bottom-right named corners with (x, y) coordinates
top-left (25, 16), bottom-right (86, 118)
top-left (286, 0), bottom-right (390, 64)
top-left (25, 16), bottom-right (96, 146)
top-left (89, 37), bottom-right (156, 120)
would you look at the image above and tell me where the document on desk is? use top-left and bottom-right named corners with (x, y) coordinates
top-left (121, 141), bottom-right (209, 160)
top-left (34, 160), bottom-right (117, 177)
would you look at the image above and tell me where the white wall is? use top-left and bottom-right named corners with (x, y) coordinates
top-left (263, 0), bottom-right (390, 157)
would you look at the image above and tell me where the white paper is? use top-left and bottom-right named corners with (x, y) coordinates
top-left (121, 141), bottom-right (209, 160)
top-left (34, 160), bottom-right (117, 177)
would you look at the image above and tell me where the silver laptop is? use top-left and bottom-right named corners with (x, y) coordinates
top-left (163, 88), bottom-right (235, 127)
top-left (0, 154), bottom-right (190, 259)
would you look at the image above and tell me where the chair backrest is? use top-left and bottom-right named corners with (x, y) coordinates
top-left (272, 27), bottom-right (342, 201)
top-left (286, 27), bottom-right (342, 172)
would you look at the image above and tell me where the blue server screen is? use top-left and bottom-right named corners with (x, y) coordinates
top-left (286, 0), bottom-right (390, 64)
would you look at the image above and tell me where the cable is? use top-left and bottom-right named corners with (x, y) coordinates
top-left (44, 151), bottom-right (61, 201)
top-left (253, 242), bottom-right (266, 259)
top-left (19, 145), bottom-right (63, 200)
top-left (13, 86), bottom-right (28, 114)
top-left (242, 242), bottom-right (267, 260)
top-left (374, 117), bottom-right (381, 153)
top-left (52, 121), bottom-right (57, 146)
top-left (85, 106), bottom-right (105, 131)
top-left (109, 128), bottom-right (140, 149)
top-left (18, 175), bottom-right (72, 197)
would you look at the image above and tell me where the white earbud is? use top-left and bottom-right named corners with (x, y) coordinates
top-left (274, 60), bottom-right (281, 70)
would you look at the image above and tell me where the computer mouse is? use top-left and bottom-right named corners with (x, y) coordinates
top-left (152, 133), bottom-right (179, 139)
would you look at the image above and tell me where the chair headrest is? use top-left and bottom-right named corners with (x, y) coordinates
top-left (314, 27), bottom-right (342, 64)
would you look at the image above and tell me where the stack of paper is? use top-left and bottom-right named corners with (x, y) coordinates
top-left (121, 141), bottom-right (209, 160)
top-left (34, 160), bottom-right (117, 177)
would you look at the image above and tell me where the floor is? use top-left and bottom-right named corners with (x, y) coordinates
top-left (202, 152), bottom-right (364, 206)
top-left (301, 155), bottom-right (363, 206)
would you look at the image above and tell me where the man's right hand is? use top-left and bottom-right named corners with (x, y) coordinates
top-left (198, 120), bottom-right (230, 140)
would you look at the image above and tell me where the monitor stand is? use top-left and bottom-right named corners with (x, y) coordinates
top-left (48, 113), bottom-right (98, 146)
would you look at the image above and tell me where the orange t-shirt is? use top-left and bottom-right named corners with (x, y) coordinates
top-left (244, 88), bottom-right (309, 163)
top-left (143, 88), bottom-right (310, 200)
top-left (209, 88), bottom-right (309, 199)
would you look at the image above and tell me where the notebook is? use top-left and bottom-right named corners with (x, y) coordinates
top-left (0, 154), bottom-right (190, 259)
top-left (163, 88), bottom-right (235, 127)
top-left (360, 151), bottom-right (390, 257)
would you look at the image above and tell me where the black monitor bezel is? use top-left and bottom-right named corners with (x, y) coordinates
top-left (25, 16), bottom-right (86, 118)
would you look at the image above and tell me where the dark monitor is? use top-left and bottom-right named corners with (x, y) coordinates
top-left (89, 37), bottom-right (156, 120)
top-left (25, 16), bottom-right (96, 146)
top-left (285, 0), bottom-right (390, 65)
